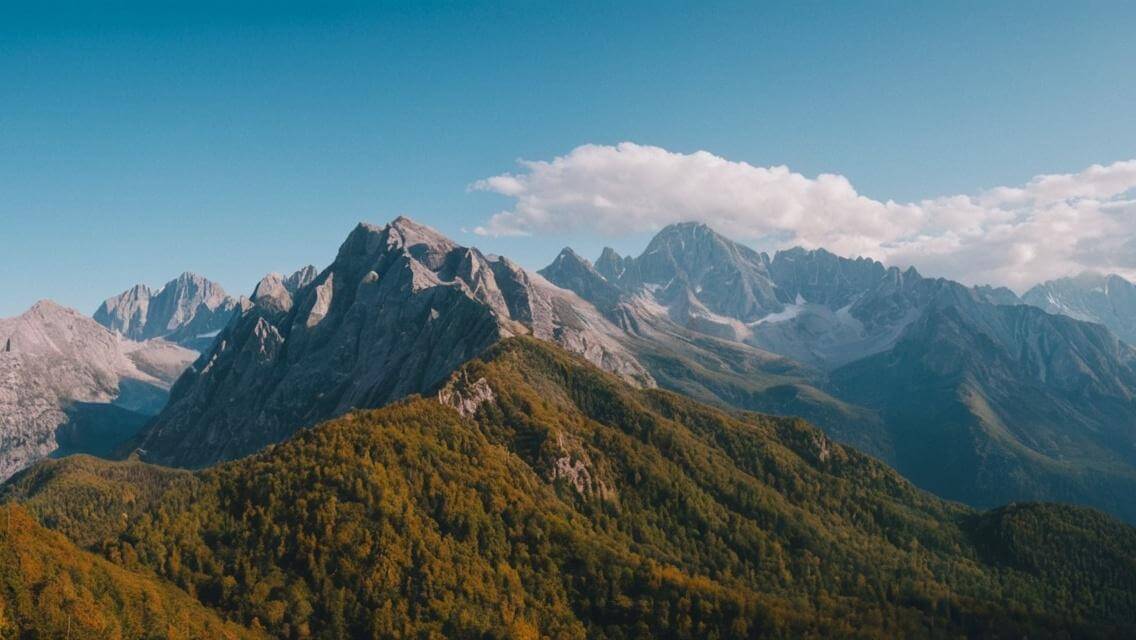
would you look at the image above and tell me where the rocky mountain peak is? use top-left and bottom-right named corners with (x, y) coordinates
top-left (771, 245), bottom-right (839, 262)
top-left (284, 265), bottom-right (319, 293)
top-left (594, 247), bottom-right (626, 281)
top-left (251, 273), bottom-right (294, 314)
top-left (3, 302), bottom-right (150, 375)
top-left (94, 273), bottom-right (241, 351)
top-left (626, 222), bottom-right (781, 322)
top-left (651, 220), bottom-right (714, 240)
top-left (137, 216), bottom-right (649, 468)
top-left (640, 222), bottom-right (731, 265)
top-left (251, 265), bottom-right (320, 315)
top-left (552, 246), bottom-right (585, 263)
top-left (9, 301), bottom-right (105, 357)
top-left (385, 216), bottom-right (457, 265)
top-left (171, 270), bottom-right (206, 287)
top-left (1023, 271), bottom-right (1136, 344)
top-left (971, 285), bottom-right (1022, 306)
top-left (539, 248), bottom-right (624, 312)
top-left (768, 246), bottom-right (889, 308)
top-left (160, 272), bottom-right (229, 310)
top-left (26, 298), bottom-right (70, 316)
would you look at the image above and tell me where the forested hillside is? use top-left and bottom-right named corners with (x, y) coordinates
top-left (0, 503), bottom-right (261, 638)
top-left (5, 338), bottom-right (1136, 638)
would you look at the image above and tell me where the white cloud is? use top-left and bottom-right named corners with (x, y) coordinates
top-left (471, 143), bottom-right (1136, 290)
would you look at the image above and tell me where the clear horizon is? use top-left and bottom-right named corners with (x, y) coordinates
top-left (3, 2), bottom-right (1135, 316)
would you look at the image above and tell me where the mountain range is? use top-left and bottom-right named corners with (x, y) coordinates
top-left (4, 337), bottom-right (1134, 637)
top-left (1022, 271), bottom-right (1136, 345)
top-left (8, 217), bottom-right (1136, 525)
top-left (134, 217), bottom-right (648, 468)
top-left (541, 222), bottom-right (1136, 521)
top-left (71, 217), bottom-right (1131, 523)
top-left (3, 216), bottom-right (1136, 635)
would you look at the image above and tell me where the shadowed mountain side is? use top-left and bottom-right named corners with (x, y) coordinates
top-left (136, 217), bottom-right (650, 469)
top-left (52, 403), bottom-right (152, 460)
top-left (831, 302), bottom-right (1136, 520)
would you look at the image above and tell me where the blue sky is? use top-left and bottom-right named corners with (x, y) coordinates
top-left (2, 1), bottom-right (1134, 316)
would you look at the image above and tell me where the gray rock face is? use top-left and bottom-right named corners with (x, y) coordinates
top-left (594, 247), bottom-right (629, 282)
top-left (94, 272), bottom-right (245, 351)
top-left (1023, 272), bottom-right (1136, 345)
top-left (137, 217), bottom-right (650, 468)
top-left (437, 370), bottom-right (496, 418)
top-left (249, 265), bottom-right (319, 316)
top-left (538, 248), bottom-right (624, 313)
top-left (544, 223), bottom-right (933, 369)
top-left (0, 301), bottom-right (196, 479)
top-left (617, 222), bottom-right (783, 324)
top-left (971, 285), bottom-right (1023, 306)
top-left (284, 264), bottom-right (319, 293)
top-left (768, 247), bottom-right (888, 309)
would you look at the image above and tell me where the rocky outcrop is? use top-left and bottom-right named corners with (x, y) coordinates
top-left (285, 265), bottom-right (319, 293)
top-left (94, 272), bottom-right (244, 351)
top-left (137, 217), bottom-right (651, 468)
top-left (0, 301), bottom-right (196, 479)
top-left (437, 371), bottom-right (495, 417)
top-left (548, 431), bottom-right (614, 500)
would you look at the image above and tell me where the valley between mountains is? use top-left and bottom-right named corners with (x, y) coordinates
top-left (2, 216), bottom-right (1136, 637)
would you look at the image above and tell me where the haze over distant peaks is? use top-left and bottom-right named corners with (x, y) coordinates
top-left (94, 272), bottom-right (244, 351)
top-left (1023, 271), bottom-right (1136, 344)
top-left (542, 221), bottom-right (1136, 521)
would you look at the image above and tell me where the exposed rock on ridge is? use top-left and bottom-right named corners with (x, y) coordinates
top-left (138, 216), bottom-right (650, 468)
top-left (437, 371), bottom-right (496, 417)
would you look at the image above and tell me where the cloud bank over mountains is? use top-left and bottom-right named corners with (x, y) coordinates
top-left (472, 142), bottom-right (1136, 290)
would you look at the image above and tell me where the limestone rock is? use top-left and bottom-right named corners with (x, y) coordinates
top-left (0, 301), bottom-right (196, 479)
top-left (137, 216), bottom-right (651, 468)
top-left (94, 272), bottom-right (243, 351)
